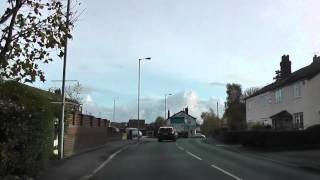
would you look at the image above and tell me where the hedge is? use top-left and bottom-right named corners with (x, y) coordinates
top-left (0, 81), bottom-right (54, 179)
top-left (220, 128), bottom-right (320, 149)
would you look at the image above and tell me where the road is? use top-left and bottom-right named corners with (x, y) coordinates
top-left (85, 138), bottom-right (320, 180)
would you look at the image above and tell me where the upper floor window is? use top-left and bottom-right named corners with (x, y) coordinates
top-left (293, 82), bottom-right (302, 98)
top-left (275, 89), bottom-right (282, 104)
top-left (260, 95), bottom-right (267, 107)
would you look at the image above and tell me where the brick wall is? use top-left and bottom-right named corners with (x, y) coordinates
top-left (64, 113), bottom-right (121, 157)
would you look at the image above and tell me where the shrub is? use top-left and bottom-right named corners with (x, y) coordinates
top-left (239, 130), bottom-right (320, 149)
top-left (0, 81), bottom-right (54, 179)
top-left (222, 130), bottom-right (245, 144)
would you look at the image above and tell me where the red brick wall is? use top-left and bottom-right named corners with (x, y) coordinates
top-left (64, 113), bottom-right (121, 157)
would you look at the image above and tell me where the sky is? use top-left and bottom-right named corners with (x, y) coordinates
top-left (2, 0), bottom-right (320, 123)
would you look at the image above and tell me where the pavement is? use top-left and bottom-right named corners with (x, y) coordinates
top-left (38, 139), bottom-right (138, 180)
top-left (38, 137), bottom-right (320, 180)
top-left (205, 138), bottom-right (320, 172)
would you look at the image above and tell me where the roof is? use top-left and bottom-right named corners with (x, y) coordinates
top-left (170, 117), bottom-right (185, 124)
top-left (246, 61), bottom-right (320, 99)
top-left (170, 110), bottom-right (197, 120)
top-left (270, 110), bottom-right (292, 119)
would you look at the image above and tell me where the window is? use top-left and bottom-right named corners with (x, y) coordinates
top-left (275, 89), bottom-right (282, 104)
top-left (248, 101), bottom-right (253, 110)
top-left (260, 95), bottom-right (267, 107)
top-left (294, 112), bottom-right (304, 129)
top-left (293, 82), bottom-right (302, 98)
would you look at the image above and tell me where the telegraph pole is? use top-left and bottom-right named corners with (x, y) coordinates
top-left (59, 0), bottom-right (71, 160)
top-left (113, 98), bottom-right (116, 123)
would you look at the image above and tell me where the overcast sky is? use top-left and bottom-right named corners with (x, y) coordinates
top-left (7, 0), bottom-right (320, 123)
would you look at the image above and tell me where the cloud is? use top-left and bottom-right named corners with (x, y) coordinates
top-left (208, 82), bottom-right (226, 87)
top-left (82, 90), bottom-right (225, 124)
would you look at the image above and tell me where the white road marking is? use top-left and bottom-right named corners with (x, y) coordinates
top-left (210, 164), bottom-right (242, 180)
top-left (215, 144), bottom-right (225, 147)
top-left (175, 143), bottom-right (185, 151)
top-left (80, 146), bottom-right (128, 180)
top-left (186, 151), bottom-right (202, 161)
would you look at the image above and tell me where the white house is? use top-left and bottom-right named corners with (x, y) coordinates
top-left (246, 55), bottom-right (320, 130)
top-left (167, 108), bottom-right (197, 137)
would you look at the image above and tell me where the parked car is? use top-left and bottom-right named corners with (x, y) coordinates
top-left (126, 128), bottom-right (140, 140)
top-left (158, 127), bottom-right (177, 142)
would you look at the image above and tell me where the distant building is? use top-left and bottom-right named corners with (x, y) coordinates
top-left (167, 107), bottom-right (197, 137)
top-left (245, 55), bottom-right (320, 130)
top-left (128, 119), bottom-right (146, 129)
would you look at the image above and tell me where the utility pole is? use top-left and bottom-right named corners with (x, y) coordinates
top-left (217, 101), bottom-right (219, 118)
top-left (58, 0), bottom-right (71, 160)
top-left (164, 93), bottom-right (172, 119)
top-left (113, 98), bottom-right (116, 123)
top-left (137, 57), bottom-right (151, 141)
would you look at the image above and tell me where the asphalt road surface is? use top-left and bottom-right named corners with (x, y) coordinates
top-left (86, 138), bottom-right (320, 180)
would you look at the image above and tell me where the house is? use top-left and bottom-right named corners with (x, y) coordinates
top-left (245, 55), bottom-right (320, 130)
top-left (128, 119), bottom-right (145, 129)
top-left (167, 107), bottom-right (197, 137)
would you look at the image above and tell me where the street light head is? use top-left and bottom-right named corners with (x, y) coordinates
top-left (139, 57), bottom-right (151, 61)
top-left (168, 93), bottom-right (173, 96)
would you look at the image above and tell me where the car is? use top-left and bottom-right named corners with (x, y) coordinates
top-left (158, 127), bottom-right (177, 142)
top-left (192, 133), bottom-right (206, 139)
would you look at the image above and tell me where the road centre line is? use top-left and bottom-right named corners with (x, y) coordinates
top-left (186, 151), bottom-right (202, 161)
top-left (210, 164), bottom-right (242, 180)
top-left (175, 143), bottom-right (185, 151)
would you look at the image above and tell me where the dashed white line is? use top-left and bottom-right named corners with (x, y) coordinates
top-left (186, 151), bottom-right (202, 161)
top-left (210, 164), bottom-right (242, 180)
top-left (175, 143), bottom-right (185, 151)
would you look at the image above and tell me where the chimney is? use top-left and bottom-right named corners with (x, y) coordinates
top-left (313, 55), bottom-right (320, 63)
top-left (167, 110), bottom-right (170, 119)
top-left (185, 107), bottom-right (189, 115)
top-left (280, 55), bottom-right (291, 78)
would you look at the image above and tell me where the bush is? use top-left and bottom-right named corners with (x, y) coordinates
top-left (220, 128), bottom-right (320, 150)
top-left (222, 130), bottom-right (245, 144)
top-left (0, 81), bottom-right (54, 179)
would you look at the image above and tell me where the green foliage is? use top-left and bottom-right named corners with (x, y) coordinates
top-left (0, 0), bottom-right (77, 82)
top-left (155, 116), bottom-right (166, 126)
top-left (0, 81), bottom-right (54, 178)
top-left (224, 83), bottom-right (246, 130)
top-left (200, 109), bottom-right (221, 136)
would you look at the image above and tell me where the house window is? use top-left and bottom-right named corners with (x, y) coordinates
top-left (260, 95), bottom-right (267, 107)
top-left (293, 82), bottom-right (302, 98)
top-left (275, 89), bottom-right (282, 104)
top-left (293, 112), bottom-right (304, 129)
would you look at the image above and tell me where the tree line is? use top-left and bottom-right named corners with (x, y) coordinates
top-left (201, 83), bottom-right (260, 136)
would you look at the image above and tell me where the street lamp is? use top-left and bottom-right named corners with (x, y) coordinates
top-left (137, 57), bottom-right (151, 140)
top-left (164, 93), bottom-right (173, 119)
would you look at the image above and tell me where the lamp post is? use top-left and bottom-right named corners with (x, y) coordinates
top-left (113, 98), bottom-right (116, 123)
top-left (164, 93), bottom-right (172, 119)
top-left (137, 57), bottom-right (151, 140)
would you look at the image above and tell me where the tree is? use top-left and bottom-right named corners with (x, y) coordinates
top-left (155, 116), bottom-right (166, 127)
top-left (200, 108), bottom-right (220, 136)
top-left (0, 0), bottom-right (79, 82)
top-left (242, 87), bottom-right (260, 101)
top-left (224, 83), bottom-right (246, 130)
top-left (65, 82), bottom-right (83, 104)
top-left (153, 116), bottom-right (166, 134)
